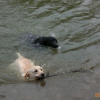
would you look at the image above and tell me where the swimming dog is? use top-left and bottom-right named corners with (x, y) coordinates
top-left (16, 53), bottom-right (45, 80)
top-left (26, 34), bottom-right (59, 48)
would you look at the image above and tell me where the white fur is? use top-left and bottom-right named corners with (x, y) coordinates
top-left (15, 53), bottom-right (44, 80)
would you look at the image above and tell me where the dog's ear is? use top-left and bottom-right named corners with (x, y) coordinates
top-left (24, 72), bottom-right (30, 79)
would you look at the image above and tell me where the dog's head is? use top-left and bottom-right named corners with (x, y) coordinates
top-left (46, 37), bottom-right (58, 48)
top-left (24, 66), bottom-right (45, 80)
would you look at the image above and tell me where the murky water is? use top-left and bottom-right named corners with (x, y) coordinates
top-left (0, 0), bottom-right (100, 99)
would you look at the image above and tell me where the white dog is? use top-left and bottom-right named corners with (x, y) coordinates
top-left (15, 53), bottom-right (45, 80)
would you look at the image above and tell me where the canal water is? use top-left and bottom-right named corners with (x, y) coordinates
top-left (0, 0), bottom-right (100, 100)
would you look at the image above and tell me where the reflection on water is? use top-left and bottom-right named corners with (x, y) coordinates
top-left (24, 80), bottom-right (46, 87)
top-left (0, 0), bottom-right (100, 99)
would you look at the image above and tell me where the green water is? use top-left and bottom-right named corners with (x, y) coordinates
top-left (0, 0), bottom-right (100, 99)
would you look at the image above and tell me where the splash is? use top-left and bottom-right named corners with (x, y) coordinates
top-left (50, 32), bottom-right (56, 37)
top-left (58, 46), bottom-right (61, 50)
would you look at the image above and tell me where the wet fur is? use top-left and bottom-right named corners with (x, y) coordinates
top-left (15, 53), bottom-right (45, 80)
top-left (34, 36), bottom-right (58, 48)
top-left (26, 34), bottom-right (58, 48)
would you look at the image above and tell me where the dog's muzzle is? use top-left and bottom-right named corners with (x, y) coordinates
top-left (35, 73), bottom-right (45, 80)
top-left (41, 73), bottom-right (45, 78)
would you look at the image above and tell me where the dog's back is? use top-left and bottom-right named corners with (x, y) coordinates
top-left (16, 53), bottom-right (34, 74)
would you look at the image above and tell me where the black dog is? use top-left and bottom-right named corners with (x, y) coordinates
top-left (26, 34), bottom-right (59, 48)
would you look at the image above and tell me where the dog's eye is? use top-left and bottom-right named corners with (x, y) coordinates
top-left (34, 70), bottom-right (38, 72)
top-left (41, 69), bottom-right (42, 71)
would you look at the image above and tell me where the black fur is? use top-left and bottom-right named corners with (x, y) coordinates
top-left (26, 34), bottom-right (59, 48)
top-left (34, 36), bottom-right (58, 48)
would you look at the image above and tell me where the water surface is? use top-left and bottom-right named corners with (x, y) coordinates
top-left (0, 0), bottom-right (100, 100)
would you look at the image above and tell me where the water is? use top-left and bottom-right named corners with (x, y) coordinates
top-left (0, 0), bottom-right (100, 99)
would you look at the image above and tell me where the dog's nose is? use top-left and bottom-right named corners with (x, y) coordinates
top-left (41, 73), bottom-right (45, 77)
